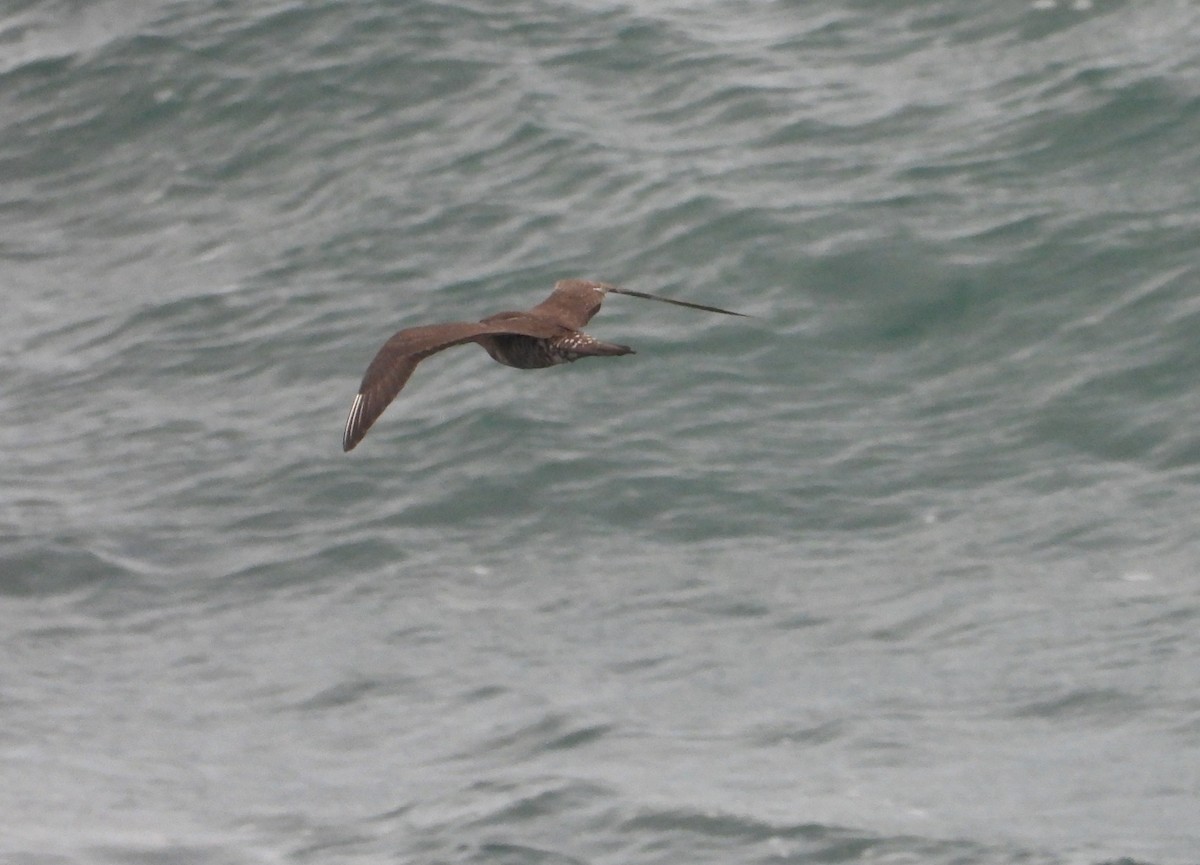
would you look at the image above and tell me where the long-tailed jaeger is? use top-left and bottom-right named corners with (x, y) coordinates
top-left (341, 278), bottom-right (746, 451)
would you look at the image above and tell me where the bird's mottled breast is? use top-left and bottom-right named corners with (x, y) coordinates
top-left (482, 334), bottom-right (562, 369)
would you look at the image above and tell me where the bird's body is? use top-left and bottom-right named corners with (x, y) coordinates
top-left (341, 278), bottom-right (745, 451)
top-left (476, 330), bottom-right (633, 369)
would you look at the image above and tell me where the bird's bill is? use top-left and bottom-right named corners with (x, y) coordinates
top-left (607, 286), bottom-right (749, 317)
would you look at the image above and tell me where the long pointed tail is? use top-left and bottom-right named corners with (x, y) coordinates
top-left (607, 286), bottom-right (750, 317)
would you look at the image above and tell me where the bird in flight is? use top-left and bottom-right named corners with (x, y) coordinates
top-left (341, 278), bottom-right (747, 451)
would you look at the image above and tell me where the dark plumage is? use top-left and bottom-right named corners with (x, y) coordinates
top-left (341, 278), bottom-right (746, 451)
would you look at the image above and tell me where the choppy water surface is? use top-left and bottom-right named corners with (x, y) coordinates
top-left (2, 1), bottom-right (1199, 863)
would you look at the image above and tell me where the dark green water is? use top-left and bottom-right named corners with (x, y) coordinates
top-left (2, 1), bottom-right (1198, 862)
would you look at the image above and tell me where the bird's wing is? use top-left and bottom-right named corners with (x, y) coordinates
top-left (342, 318), bottom-right (567, 452)
top-left (528, 278), bottom-right (749, 329)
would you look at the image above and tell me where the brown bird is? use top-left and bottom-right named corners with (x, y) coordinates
top-left (341, 278), bottom-right (747, 451)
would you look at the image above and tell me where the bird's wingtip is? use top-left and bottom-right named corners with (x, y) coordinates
top-left (342, 393), bottom-right (365, 452)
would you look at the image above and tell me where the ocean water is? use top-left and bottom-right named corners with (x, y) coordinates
top-left (2, 0), bottom-right (1199, 862)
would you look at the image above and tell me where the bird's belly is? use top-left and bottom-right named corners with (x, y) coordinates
top-left (484, 335), bottom-right (566, 369)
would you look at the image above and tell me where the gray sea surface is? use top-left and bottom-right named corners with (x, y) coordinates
top-left (2, 1), bottom-right (1199, 863)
